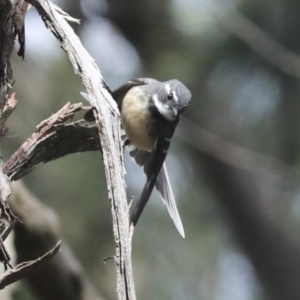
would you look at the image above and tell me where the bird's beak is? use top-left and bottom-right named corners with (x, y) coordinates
top-left (173, 107), bottom-right (178, 117)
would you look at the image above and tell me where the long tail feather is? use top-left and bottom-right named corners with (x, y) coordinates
top-left (155, 163), bottom-right (185, 238)
top-left (131, 175), bottom-right (156, 226)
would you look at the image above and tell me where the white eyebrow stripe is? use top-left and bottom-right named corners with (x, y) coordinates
top-left (172, 91), bottom-right (178, 102)
top-left (165, 84), bottom-right (171, 94)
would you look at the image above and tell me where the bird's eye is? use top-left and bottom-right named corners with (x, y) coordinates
top-left (167, 94), bottom-right (173, 100)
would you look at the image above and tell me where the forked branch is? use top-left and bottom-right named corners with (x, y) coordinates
top-left (22, 1), bottom-right (136, 299)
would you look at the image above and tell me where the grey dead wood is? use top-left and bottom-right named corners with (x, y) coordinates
top-left (0, 1), bottom-right (64, 292)
top-left (3, 102), bottom-right (100, 181)
top-left (0, 0), bottom-right (27, 222)
top-left (0, 241), bottom-right (61, 290)
top-left (0, 0), bottom-right (135, 298)
top-left (22, 1), bottom-right (135, 299)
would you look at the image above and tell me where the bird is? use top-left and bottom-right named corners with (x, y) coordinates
top-left (83, 78), bottom-right (191, 238)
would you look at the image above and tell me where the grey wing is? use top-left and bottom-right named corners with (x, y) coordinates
top-left (83, 78), bottom-right (158, 121)
top-left (130, 148), bottom-right (149, 166)
top-left (113, 77), bottom-right (158, 110)
top-left (155, 163), bottom-right (185, 238)
top-left (135, 78), bottom-right (159, 85)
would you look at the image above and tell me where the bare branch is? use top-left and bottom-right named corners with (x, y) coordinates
top-left (0, 0), bottom-right (28, 225)
top-left (3, 102), bottom-right (99, 180)
top-left (0, 219), bottom-right (17, 269)
top-left (1, 219), bottom-right (17, 242)
top-left (0, 93), bottom-right (18, 139)
top-left (24, 1), bottom-right (135, 299)
top-left (0, 241), bottom-right (61, 290)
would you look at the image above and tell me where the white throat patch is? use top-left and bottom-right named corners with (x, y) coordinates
top-left (153, 94), bottom-right (177, 121)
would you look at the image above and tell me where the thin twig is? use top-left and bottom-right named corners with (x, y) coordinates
top-left (0, 241), bottom-right (61, 290)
